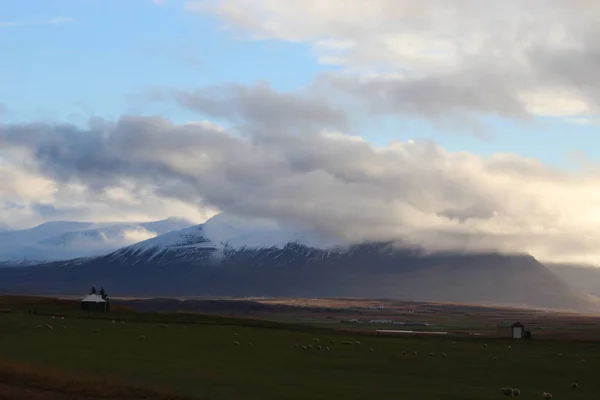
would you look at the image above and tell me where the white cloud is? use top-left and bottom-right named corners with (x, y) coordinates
top-left (2, 113), bottom-right (600, 264)
top-left (188, 0), bottom-right (600, 119)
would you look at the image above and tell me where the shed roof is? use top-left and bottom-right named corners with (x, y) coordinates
top-left (497, 321), bottom-right (524, 327)
top-left (81, 294), bottom-right (106, 303)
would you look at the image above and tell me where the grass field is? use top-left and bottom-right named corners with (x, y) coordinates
top-left (0, 297), bottom-right (599, 399)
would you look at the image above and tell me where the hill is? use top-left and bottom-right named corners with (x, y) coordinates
top-left (0, 239), bottom-right (589, 311)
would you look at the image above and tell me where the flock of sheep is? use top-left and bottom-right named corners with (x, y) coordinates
top-left (34, 316), bottom-right (588, 398)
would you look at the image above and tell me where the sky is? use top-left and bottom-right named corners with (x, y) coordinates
top-left (1, 0), bottom-right (600, 264)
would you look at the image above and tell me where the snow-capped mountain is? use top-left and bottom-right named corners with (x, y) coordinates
top-left (0, 217), bottom-right (193, 264)
top-left (104, 213), bottom-right (347, 265)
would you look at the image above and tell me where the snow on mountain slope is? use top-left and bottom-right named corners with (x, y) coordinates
top-left (0, 217), bottom-right (193, 264)
top-left (106, 213), bottom-right (347, 264)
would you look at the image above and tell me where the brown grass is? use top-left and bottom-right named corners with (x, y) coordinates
top-left (0, 358), bottom-right (201, 400)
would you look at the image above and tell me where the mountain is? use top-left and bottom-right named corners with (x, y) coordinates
top-left (0, 218), bottom-right (193, 264)
top-left (0, 235), bottom-right (589, 310)
top-left (546, 263), bottom-right (600, 297)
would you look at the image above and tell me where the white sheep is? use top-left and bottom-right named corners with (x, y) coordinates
top-left (541, 392), bottom-right (552, 399)
top-left (507, 345), bottom-right (512, 349)
top-left (233, 341), bottom-right (240, 346)
top-left (247, 342), bottom-right (253, 346)
top-left (307, 345), bottom-right (313, 349)
top-left (60, 316), bottom-right (64, 320)
top-left (61, 325), bottom-right (67, 330)
top-left (558, 353), bottom-right (564, 357)
top-left (302, 346), bottom-right (308, 350)
top-left (35, 325), bottom-right (42, 329)
top-left (45, 324), bottom-right (53, 330)
top-left (342, 341), bottom-right (352, 345)
top-left (369, 348), bottom-right (374, 352)
top-left (137, 335), bottom-right (146, 340)
top-left (294, 344), bottom-right (299, 348)
top-left (401, 351), bottom-right (406, 356)
top-left (158, 323), bottom-right (168, 328)
top-left (513, 388), bottom-right (520, 396)
top-left (501, 387), bottom-right (513, 396)
top-left (484, 343), bottom-right (488, 347)
top-left (429, 352), bottom-right (435, 357)
top-left (355, 341), bottom-right (361, 345)
top-left (441, 352), bottom-right (447, 357)
top-left (112, 320), bottom-right (115, 324)
top-left (317, 345), bottom-right (322, 351)
top-left (412, 351), bottom-right (418, 356)
top-left (313, 338), bottom-right (320, 343)
top-left (183, 325), bottom-right (187, 329)
top-left (52, 316), bottom-right (56, 320)
top-left (234, 332), bottom-right (238, 337)
top-left (571, 382), bottom-right (579, 389)
top-left (325, 347), bottom-right (330, 351)
top-left (581, 358), bottom-right (586, 364)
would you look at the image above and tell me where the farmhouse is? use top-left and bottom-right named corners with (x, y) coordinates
top-left (80, 294), bottom-right (108, 312)
top-left (497, 321), bottom-right (526, 339)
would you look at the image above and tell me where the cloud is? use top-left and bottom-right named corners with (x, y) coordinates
top-left (2, 84), bottom-right (600, 264)
top-left (187, 0), bottom-right (600, 121)
top-left (0, 17), bottom-right (72, 28)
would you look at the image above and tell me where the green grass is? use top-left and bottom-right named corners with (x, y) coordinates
top-left (1, 310), bottom-right (599, 399)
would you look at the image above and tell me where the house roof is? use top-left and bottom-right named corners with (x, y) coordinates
top-left (81, 294), bottom-right (106, 303)
top-left (497, 321), bottom-right (523, 327)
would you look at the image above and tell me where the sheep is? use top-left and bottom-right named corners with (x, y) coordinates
top-left (342, 341), bottom-right (352, 345)
top-left (571, 382), bottom-right (579, 389)
top-left (94, 328), bottom-right (99, 333)
top-left (45, 324), bottom-right (53, 330)
top-left (513, 388), bottom-right (520, 396)
top-left (302, 346), bottom-right (308, 350)
top-left (112, 320), bottom-right (115, 324)
top-left (441, 352), bottom-right (447, 357)
top-left (329, 340), bottom-right (335, 344)
top-left (158, 323), bottom-right (168, 328)
top-left (317, 346), bottom-right (322, 351)
top-left (233, 341), bottom-right (240, 346)
top-left (35, 325), bottom-right (42, 329)
top-left (234, 333), bottom-right (239, 337)
top-left (452, 341), bottom-right (457, 344)
top-left (137, 335), bottom-right (146, 340)
top-left (355, 341), bottom-right (361, 345)
top-left (500, 387), bottom-right (514, 396)
top-left (581, 358), bottom-right (586, 364)
top-left (541, 392), bottom-right (552, 399)
top-left (294, 344), bottom-right (299, 348)
top-left (60, 316), bottom-right (64, 320)
top-left (369, 348), bottom-right (374, 352)
top-left (61, 325), bottom-right (67, 330)
top-left (307, 345), bottom-right (313, 349)
top-left (484, 343), bottom-right (488, 347)
top-left (325, 347), bottom-right (330, 351)
top-left (429, 352), bottom-right (435, 357)
top-left (401, 351), bottom-right (406, 356)
top-left (493, 357), bottom-right (498, 362)
top-left (183, 325), bottom-right (187, 329)
top-left (121, 321), bottom-right (125, 325)
top-left (247, 341), bottom-right (253, 347)
top-left (507, 345), bottom-right (512, 349)
top-left (558, 353), bottom-right (564, 357)
top-left (412, 351), bottom-right (418, 356)
top-left (52, 316), bottom-right (56, 319)
top-left (313, 338), bottom-right (320, 343)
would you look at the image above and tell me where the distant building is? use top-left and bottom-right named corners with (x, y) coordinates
top-left (81, 294), bottom-right (108, 312)
top-left (497, 321), bottom-right (525, 339)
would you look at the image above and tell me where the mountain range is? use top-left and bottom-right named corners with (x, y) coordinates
top-left (0, 213), bottom-right (595, 311)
